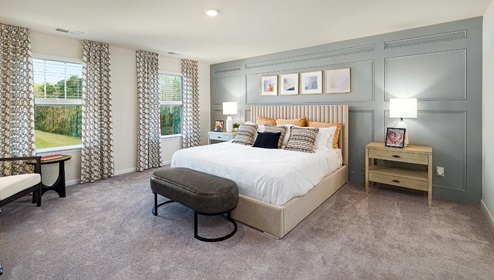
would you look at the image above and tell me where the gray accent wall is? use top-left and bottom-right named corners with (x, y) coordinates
top-left (210, 17), bottom-right (482, 203)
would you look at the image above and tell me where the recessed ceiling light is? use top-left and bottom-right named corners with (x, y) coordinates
top-left (205, 9), bottom-right (219, 17)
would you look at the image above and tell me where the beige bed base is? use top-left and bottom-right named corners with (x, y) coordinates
top-left (230, 105), bottom-right (349, 238)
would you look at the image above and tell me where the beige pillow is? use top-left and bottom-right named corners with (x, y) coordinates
top-left (284, 126), bottom-right (319, 153)
top-left (307, 121), bottom-right (341, 149)
top-left (276, 117), bottom-right (307, 127)
top-left (256, 116), bottom-right (276, 126)
top-left (232, 123), bottom-right (258, 146)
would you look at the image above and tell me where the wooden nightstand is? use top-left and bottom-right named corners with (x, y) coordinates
top-left (208, 131), bottom-right (236, 144)
top-left (365, 142), bottom-right (433, 206)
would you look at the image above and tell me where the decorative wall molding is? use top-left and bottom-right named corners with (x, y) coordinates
top-left (385, 110), bottom-right (467, 192)
top-left (348, 110), bottom-right (375, 176)
top-left (213, 64), bottom-right (241, 74)
top-left (384, 49), bottom-right (467, 101)
top-left (213, 75), bottom-right (241, 105)
top-left (245, 44), bottom-right (375, 70)
top-left (384, 30), bottom-right (467, 49)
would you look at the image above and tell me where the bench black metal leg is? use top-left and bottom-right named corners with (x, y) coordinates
top-left (194, 211), bottom-right (237, 242)
top-left (152, 193), bottom-right (174, 216)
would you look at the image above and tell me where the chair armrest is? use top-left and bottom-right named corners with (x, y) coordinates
top-left (0, 156), bottom-right (42, 174)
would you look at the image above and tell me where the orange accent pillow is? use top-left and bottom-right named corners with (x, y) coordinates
top-left (307, 121), bottom-right (342, 149)
top-left (256, 116), bottom-right (277, 126)
top-left (276, 117), bottom-right (307, 127)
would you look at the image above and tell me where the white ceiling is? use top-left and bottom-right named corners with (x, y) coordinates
top-left (0, 0), bottom-right (491, 64)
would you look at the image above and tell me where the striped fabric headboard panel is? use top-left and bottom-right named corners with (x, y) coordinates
top-left (250, 105), bottom-right (349, 165)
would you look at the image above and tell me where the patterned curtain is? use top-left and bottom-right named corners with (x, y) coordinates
top-left (136, 50), bottom-right (162, 171)
top-left (81, 40), bottom-right (114, 183)
top-left (182, 59), bottom-right (200, 148)
top-left (0, 23), bottom-right (35, 176)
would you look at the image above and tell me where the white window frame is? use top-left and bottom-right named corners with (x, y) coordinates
top-left (159, 71), bottom-right (183, 139)
top-left (33, 54), bottom-right (83, 152)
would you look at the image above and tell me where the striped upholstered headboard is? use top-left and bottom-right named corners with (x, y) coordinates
top-left (250, 105), bottom-right (349, 165)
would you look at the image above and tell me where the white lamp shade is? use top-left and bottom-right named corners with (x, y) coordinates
top-left (223, 102), bottom-right (237, 115)
top-left (390, 98), bottom-right (417, 119)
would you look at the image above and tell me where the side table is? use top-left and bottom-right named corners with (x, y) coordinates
top-left (365, 142), bottom-right (433, 206)
top-left (27, 155), bottom-right (72, 197)
top-left (208, 131), bottom-right (236, 144)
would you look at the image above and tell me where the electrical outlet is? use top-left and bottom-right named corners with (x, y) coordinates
top-left (436, 166), bottom-right (445, 177)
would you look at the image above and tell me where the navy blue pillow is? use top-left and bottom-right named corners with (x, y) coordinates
top-left (253, 132), bottom-right (282, 149)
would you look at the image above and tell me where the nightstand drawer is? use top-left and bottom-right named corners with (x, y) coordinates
top-left (368, 149), bottom-right (428, 165)
top-left (209, 133), bottom-right (233, 141)
top-left (368, 172), bottom-right (428, 191)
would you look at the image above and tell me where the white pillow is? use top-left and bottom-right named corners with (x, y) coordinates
top-left (314, 126), bottom-right (337, 151)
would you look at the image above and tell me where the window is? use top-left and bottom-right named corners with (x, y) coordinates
top-left (33, 58), bottom-right (83, 150)
top-left (159, 73), bottom-right (182, 136)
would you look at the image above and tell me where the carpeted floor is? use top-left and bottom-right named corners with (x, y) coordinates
top-left (1, 169), bottom-right (493, 280)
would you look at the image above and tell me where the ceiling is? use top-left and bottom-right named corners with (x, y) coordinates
top-left (0, 0), bottom-right (491, 64)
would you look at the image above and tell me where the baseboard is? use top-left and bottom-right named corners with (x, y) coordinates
top-left (163, 160), bottom-right (171, 166)
top-left (67, 179), bottom-right (80, 186)
top-left (481, 200), bottom-right (494, 231)
top-left (114, 167), bottom-right (137, 176)
top-left (66, 167), bottom-right (137, 186)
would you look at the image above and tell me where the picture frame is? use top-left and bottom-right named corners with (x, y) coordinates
top-left (261, 75), bottom-right (278, 96)
top-left (385, 127), bottom-right (406, 148)
top-left (325, 68), bottom-right (351, 93)
top-left (279, 73), bottom-right (299, 95)
top-left (300, 71), bottom-right (322, 94)
top-left (214, 120), bottom-right (224, 132)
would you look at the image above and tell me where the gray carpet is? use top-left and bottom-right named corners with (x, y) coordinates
top-left (1, 169), bottom-right (493, 280)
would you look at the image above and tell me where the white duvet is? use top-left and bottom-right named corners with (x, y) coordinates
top-left (171, 142), bottom-right (342, 206)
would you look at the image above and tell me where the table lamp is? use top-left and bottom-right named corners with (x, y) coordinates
top-left (389, 98), bottom-right (417, 146)
top-left (223, 102), bottom-right (237, 133)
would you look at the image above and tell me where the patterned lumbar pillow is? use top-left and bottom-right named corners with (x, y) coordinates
top-left (264, 125), bottom-right (287, 149)
top-left (284, 126), bottom-right (319, 153)
top-left (232, 123), bottom-right (258, 146)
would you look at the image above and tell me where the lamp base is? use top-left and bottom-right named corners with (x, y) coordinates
top-left (396, 120), bottom-right (409, 146)
top-left (226, 116), bottom-right (233, 133)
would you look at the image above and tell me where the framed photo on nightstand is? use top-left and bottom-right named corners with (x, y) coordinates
top-left (214, 120), bottom-right (224, 132)
top-left (385, 127), bottom-right (406, 148)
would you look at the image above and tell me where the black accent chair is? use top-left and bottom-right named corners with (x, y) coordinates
top-left (0, 156), bottom-right (43, 276)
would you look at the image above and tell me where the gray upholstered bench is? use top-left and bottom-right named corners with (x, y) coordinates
top-left (150, 167), bottom-right (239, 242)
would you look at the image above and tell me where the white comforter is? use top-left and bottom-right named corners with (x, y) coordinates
top-left (171, 142), bottom-right (342, 206)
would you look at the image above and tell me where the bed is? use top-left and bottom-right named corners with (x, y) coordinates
top-left (172, 105), bottom-right (348, 238)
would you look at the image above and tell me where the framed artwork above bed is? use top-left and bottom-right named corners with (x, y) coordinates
top-left (325, 68), bottom-right (351, 93)
top-left (261, 76), bottom-right (278, 96)
top-left (301, 71), bottom-right (322, 94)
top-left (280, 73), bottom-right (299, 95)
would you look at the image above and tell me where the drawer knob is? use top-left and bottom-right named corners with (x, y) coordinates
top-left (392, 155), bottom-right (401, 158)
top-left (392, 179), bottom-right (400, 183)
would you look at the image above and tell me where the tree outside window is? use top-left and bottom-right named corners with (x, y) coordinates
top-left (159, 74), bottom-right (182, 136)
top-left (33, 58), bottom-right (82, 149)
